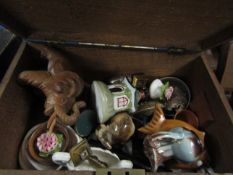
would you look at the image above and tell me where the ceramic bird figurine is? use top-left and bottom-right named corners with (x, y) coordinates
top-left (19, 44), bottom-right (86, 131)
top-left (144, 127), bottom-right (206, 171)
top-left (138, 103), bottom-right (205, 146)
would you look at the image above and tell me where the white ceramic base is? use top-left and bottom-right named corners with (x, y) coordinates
top-left (52, 147), bottom-right (133, 171)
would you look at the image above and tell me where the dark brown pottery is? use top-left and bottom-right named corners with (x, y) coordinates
top-left (174, 110), bottom-right (199, 129)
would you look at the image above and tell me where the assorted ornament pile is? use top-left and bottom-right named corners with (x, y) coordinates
top-left (18, 45), bottom-right (211, 172)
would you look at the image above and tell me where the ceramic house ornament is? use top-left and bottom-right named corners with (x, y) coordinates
top-left (91, 81), bottom-right (115, 123)
top-left (92, 77), bottom-right (140, 123)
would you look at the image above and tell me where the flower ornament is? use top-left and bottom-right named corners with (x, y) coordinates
top-left (36, 132), bottom-right (63, 157)
top-left (165, 86), bottom-right (174, 100)
top-left (149, 79), bottom-right (174, 101)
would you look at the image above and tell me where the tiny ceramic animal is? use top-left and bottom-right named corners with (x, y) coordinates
top-left (138, 103), bottom-right (205, 146)
top-left (96, 113), bottom-right (135, 149)
top-left (144, 127), bottom-right (206, 171)
top-left (19, 44), bottom-right (86, 130)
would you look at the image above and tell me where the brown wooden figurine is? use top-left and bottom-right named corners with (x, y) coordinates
top-left (19, 44), bottom-right (86, 132)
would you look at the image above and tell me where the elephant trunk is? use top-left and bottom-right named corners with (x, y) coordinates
top-left (55, 101), bottom-right (86, 126)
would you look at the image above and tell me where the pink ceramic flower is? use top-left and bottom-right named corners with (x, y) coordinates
top-left (165, 86), bottom-right (174, 100)
top-left (36, 132), bottom-right (58, 153)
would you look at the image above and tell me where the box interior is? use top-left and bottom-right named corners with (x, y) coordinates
top-left (0, 43), bottom-right (233, 173)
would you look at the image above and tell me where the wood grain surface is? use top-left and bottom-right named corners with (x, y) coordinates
top-left (0, 0), bottom-right (233, 49)
top-left (221, 42), bottom-right (233, 91)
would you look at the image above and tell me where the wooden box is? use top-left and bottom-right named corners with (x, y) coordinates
top-left (0, 1), bottom-right (233, 174)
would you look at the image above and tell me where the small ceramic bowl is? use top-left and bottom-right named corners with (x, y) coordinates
top-left (19, 123), bottom-right (79, 170)
top-left (19, 124), bottom-right (60, 170)
top-left (160, 77), bottom-right (191, 115)
top-left (27, 123), bottom-right (70, 165)
top-left (174, 110), bottom-right (199, 129)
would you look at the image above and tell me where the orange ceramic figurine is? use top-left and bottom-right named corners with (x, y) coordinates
top-left (138, 103), bottom-right (205, 146)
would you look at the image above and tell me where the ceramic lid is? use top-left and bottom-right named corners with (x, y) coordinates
top-left (0, 0), bottom-right (233, 49)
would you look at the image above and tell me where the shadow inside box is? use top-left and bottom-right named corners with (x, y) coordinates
top-left (0, 26), bottom-right (13, 52)
top-left (225, 91), bottom-right (233, 109)
top-left (0, 27), bottom-right (21, 81)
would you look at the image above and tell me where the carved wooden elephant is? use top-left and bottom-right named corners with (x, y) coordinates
top-left (19, 44), bottom-right (86, 128)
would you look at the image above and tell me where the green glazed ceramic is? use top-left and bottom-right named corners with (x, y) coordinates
top-left (75, 110), bottom-right (97, 137)
top-left (92, 77), bottom-right (139, 123)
